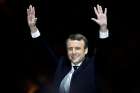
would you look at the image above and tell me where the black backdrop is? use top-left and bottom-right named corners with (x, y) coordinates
top-left (0, 0), bottom-right (140, 93)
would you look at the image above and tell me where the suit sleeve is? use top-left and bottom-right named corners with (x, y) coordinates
top-left (95, 31), bottom-right (112, 93)
top-left (30, 30), bottom-right (58, 65)
top-left (95, 31), bottom-right (112, 56)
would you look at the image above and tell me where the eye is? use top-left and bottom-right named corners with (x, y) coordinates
top-left (75, 47), bottom-right (81, 50)
top-left (68, 47), bottom-right (73, 51)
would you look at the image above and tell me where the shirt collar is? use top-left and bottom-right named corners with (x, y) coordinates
top-left (71, 62), bottom-right (82, 67)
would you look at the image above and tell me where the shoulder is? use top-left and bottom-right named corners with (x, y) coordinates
top-left (86, 56), bottom-right (95, 62)
top-left (57, 56), bottom-right (71, 66)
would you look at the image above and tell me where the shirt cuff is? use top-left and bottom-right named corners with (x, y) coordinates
top-left (31, 29), bottom-right (40, 38)
top-left (99, 30), bottom-right (109, 39)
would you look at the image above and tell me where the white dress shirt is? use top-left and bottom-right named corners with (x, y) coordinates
top-left (31, 29), bottom-right (41, 38)
top-left (59, 62), bottom-right (82, 93)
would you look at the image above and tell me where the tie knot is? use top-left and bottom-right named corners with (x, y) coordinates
top-left (73, 66), bottom-right (78, 71)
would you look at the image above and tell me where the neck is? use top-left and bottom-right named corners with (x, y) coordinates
top-left (72, 57), bottom-right (86, 66)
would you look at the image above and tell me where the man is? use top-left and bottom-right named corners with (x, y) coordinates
top-left (26, 4), bottom-right (109, 93)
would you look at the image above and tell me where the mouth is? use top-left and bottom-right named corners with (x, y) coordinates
top-left (71, 55), bottom-right (78, 60)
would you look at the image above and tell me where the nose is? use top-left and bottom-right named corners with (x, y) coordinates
top-left (72, 48), bottom-right (76, 54)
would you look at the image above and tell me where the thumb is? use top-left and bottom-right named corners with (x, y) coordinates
top-left (35, 18), bottom-right (37, 22)
top-left (91, 18), bottom-right (98, 23)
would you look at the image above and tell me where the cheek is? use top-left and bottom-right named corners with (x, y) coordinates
top-left (67, 51), bottom-right (71, 55)
top-left (67, 51), bottom-right (72, 57)
top-left (79, 50), bottom-right (85, 54)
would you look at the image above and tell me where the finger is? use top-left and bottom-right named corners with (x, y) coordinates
top-left (97, 4), bottom-right (100, 13)
top-left (30, 5), bottom-right (34, 15)
top-left (30, 4), bottom-right (32, 9)
top-left (30, 6), bottom-right (35, 16)
top-left (32, 6), bottom-right (35, 16)
top-left (34, 18), bottom-right (37, 22)
top-left (29, 5), bottom-right (32, 12)
top-left (94, 7), bottom-right (99, 16)
top-left (99, 5), bottom-right (103, 14)
top-left (28, 5), bottom-right (32, 15)
top-left (27, 8), bottom-right (31, 16)
top-left (104, 8), bottom-right (107, 15)
top-left (27, 9), bottom-right (29, 16)
top-left (30, 5), bottom-right (33, 14)
top-left (91, 18), bottom-right (98, 23)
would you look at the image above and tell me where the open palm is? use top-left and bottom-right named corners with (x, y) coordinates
top-left (27, 5), bottom-right (37, 27)
top-left (92, 4), bottom-right (107, 26)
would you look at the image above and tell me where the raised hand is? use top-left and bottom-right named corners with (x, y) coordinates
top-left (27, 5), bottom-right (37, 28)
top-left (91, 4), bottom-right (107, 27)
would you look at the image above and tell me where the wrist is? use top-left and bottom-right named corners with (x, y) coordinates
top-left (30, 25), bottom-right (38, 33)
top-left (99, 24), bottom-right (108, 32)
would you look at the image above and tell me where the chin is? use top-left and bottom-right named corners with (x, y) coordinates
top-left (71, 59), bottom-right (80, 63)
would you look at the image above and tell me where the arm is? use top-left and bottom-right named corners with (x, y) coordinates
top-left (26, 5), bottom-right (58, 63)
top-left (27, 5), bottom-right (40, 38)
top-left (91, 4), bottom-right (111, 49)
top-left (90, 4), bottom-right (111, 56)
top-left (91, 4), bottom-right (111, 63)
top-left (91, 4), bottom-right (109, 39)
top-left (91, 5), bottom-right (112, 92)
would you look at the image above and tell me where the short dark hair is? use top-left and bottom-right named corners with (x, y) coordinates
top-left (66, 33), bottom-right (88, 49)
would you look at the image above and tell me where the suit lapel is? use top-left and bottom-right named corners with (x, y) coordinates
top-left (70, 57), bottom-right (91, 83)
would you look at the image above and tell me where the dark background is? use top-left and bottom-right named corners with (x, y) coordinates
top-left (0, 0), bottom-right (140, 93)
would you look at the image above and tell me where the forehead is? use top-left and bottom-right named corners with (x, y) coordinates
top-left (67, 39), bottom-right (85, 47)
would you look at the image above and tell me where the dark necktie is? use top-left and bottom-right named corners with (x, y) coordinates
top-left (73, 66), bottom-right (78, 71)
top-left (59, 66), bottom-right (79, 93)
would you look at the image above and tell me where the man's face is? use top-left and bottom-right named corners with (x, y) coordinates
top-left (67, 39), bottom-right (88, 64)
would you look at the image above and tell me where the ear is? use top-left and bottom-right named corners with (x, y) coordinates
top-left (84, 48), bottom-right (88, 55)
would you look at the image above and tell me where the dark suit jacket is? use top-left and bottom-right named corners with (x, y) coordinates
top-left (31, 33), bottom-right (111, 93)
top-left (52, 56), bottom-right (96, 93)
